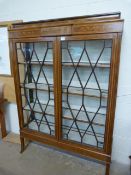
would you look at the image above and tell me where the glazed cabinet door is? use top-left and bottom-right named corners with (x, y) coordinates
top-left (58, 34), bottom-right (118, 151)
top-left (14, 37), bottom-right (58, 138)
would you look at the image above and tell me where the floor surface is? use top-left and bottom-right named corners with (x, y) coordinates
top-left (0, 141), bottom-right (130, 175)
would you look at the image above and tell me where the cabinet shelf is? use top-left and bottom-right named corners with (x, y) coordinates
top-left (62, 61), bottom-right (110, 68)
top-left (62, 117), bottom-right (105, 127)
top-left (18, 60), bottom-right (53, 66)
top-left (62, 125), bottom-right (104, 139)
top-left (18, 61), bottom-right (110, 68)
top-left (20, 83), bottom-right (108, 98)
top-left (23, 103), bottom-right (54, 116)
top-left (29, 119), bottom-right (104, 139)
top-left (20, 83), bottom-right (54, 91)
top-left (62, 80), bottom-right (109, 91)
top-left (23, 102), bottom-right (106, 117)
top-left (62, 103), bottom-right (106, 115)
top-left (63, 108), bottom-right (105, 126)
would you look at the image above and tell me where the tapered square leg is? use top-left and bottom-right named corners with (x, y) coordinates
top-left (20, 137), bottom-right (25, 153)
top-left (0, 104), bottom-right (7, 138)
top-left (105, 163), bottom-right (110, 175)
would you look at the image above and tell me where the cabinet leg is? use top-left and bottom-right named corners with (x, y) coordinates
top-left (0, 108), bottom-right (7, 138)
top-left (105, 163), bottom-right (110, 175)
top-left (20, 137), bottom-right (25, 153)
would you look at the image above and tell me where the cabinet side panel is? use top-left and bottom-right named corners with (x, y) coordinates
top-left (9, 39), bottom-right (24, 129)
top-left (104, 33), bottom-right (122, 155)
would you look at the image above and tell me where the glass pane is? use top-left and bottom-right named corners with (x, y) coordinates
top-left (61, 39), bottom-right (112, 149)
top-left (16, 41), bottom-right (55, 136)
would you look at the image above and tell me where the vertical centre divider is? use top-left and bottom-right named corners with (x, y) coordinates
top-left (53, 37), bottom-right (62, 140)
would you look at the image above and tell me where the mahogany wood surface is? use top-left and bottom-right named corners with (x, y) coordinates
top-left (0, 99), bottom-right (7, 138)
top-left (9, 12), bottom-right (124, 175)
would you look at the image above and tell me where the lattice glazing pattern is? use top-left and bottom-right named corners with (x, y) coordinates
top-left (61, 40), bottom-right (112, 148)
top-left (16, 42), bottom-right (55, 136)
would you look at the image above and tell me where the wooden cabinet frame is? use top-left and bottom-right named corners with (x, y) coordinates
top-left (9, 13), bottom-right (124, 175)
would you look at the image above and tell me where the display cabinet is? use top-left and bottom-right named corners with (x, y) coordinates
top-left (9, 12), bottom-right (124, 175)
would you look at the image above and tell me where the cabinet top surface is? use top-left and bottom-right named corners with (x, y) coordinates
top-left (8, 12), bottom-right (124, 38)
top-left (9, 12), bottom-right (123, 28)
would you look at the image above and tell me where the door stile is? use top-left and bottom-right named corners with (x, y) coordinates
top-left (56, 37), bottom-right (62, 140)
top-left (53, 37), bottom-right (62, 140)
top-left (104, 33), bottom-right (122, 154)
top-left (10, 39), bottom-right (24, 129)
